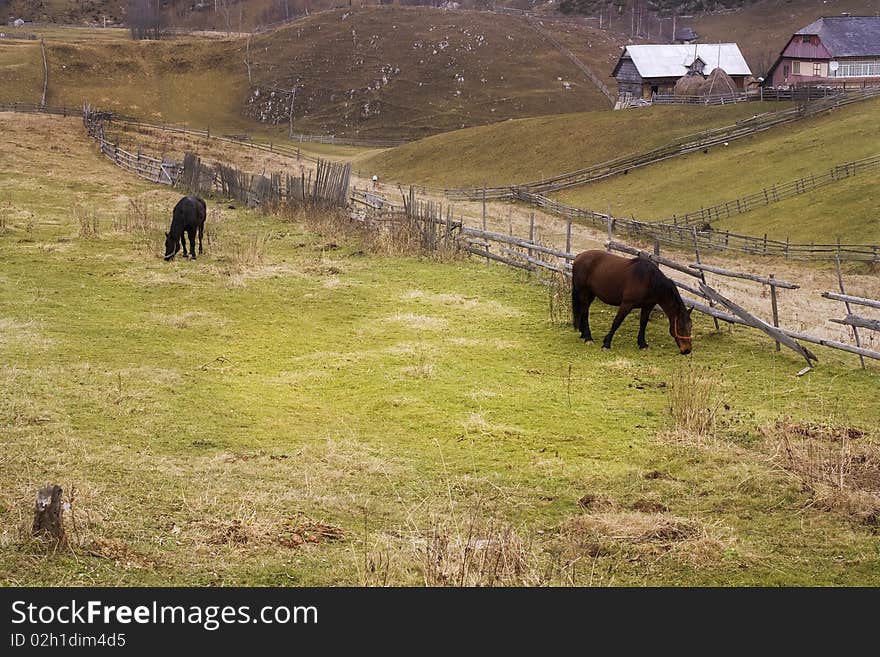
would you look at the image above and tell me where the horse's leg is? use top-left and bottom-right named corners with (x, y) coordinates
top-left (180, 233), bottom-right (188, 258)
top-left (581, 293), bottom-right (595, 343)
top-left (188, 228), bottom-right (197, 260)
top-left (602, 303), bottom-right (634, 350)
top-left (198, 223), bottom-right (204, 255)
top-left (637, 306), bottom-right (652, 350)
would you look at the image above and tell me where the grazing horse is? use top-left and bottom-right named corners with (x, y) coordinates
top-left (164, 195), bottom-right (206, 261)
top-left (571, 250), bottom-right (693, 354)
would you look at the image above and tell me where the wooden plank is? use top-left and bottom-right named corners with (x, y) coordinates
top-left (689, 263), bottom-right (799, 289)
top-left (699, 283), bottom-right (818, 366)
top-left (821, 292), bottom-right (880, 310)
top-left (606, 241), bottom-right (702, 278)
top-left (830, 315), bottom-right (880, 332)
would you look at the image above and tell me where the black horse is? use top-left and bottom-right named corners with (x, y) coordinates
top-left (164, 195), bottom-right (206, 261)
top-left (571, 250), bottom-right (693, 354)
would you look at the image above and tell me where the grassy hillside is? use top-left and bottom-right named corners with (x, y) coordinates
top-left (553, 96), bottom-right (880, 244)
top-left (361, 102), bottom-right (788, 188)
top-left (0, 7), bottom-right (624, 139)
top-left (244, 7), bottom-right (614, 139)
top-left (2, 112), bottom-right (880, 586)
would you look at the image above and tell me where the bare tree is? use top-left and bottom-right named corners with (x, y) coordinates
top-left (128, 0), bottom-right (165, 40)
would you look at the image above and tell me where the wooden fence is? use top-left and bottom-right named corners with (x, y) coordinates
top-left (654, 154), bottom-right (880, 228)
top-left (83, 106), bottom-right (351, 209)
top-left (446, 86), bottom-right (880, 201)
top-left (511, 189), bottom-right (880, 263)
top-left (355, 189), bottom-right (879, 369)
top-left (4, 101), bottom-right (325, 165)
top-left (651, 86), bottom-right (859, 106)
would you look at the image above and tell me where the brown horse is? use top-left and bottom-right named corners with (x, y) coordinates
top-left (571, 250), bottom-right (693, 354)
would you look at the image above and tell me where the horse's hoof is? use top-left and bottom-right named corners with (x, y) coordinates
top-left (601, 346), bottom-right (610, 351)
top-left (639, 344), bottom-right (649, 350)
top-left (584, 339), bottom-right (594, 345)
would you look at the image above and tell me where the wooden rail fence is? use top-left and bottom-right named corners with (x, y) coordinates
top-left (512, 190), bottom-right (880, 263)
top-left (354, 189), bottom-right (880, 370)
top-left (84, 106), bottom-right (351, 209)
top-left (447, 86), bottom-right (880, 200)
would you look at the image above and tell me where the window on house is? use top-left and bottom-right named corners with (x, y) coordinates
top-left (802, 35), bottom-right (812, 44)
top-left (792, 61), bottom-right (801, 75)
top-left (837, 60), bottom-right (880, 77)
top-left (814, 62), bottom-right (822, 76)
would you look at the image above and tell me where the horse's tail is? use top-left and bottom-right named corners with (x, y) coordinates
top-left (571, 274), bottom-right (581, 330)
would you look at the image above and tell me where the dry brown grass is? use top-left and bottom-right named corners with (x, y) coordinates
top-left (73, 204), bottom-right (99, 238)
top-left (547, 270), bottom-right (572, 325)
top-left (556, 510), bottom-right (727, 569)
top-left (665, 363), bottom-right (723, 442)
top-left (112, 196), bottom-right (165, 257)
top-left (763, 419), bottom-right (880, 527)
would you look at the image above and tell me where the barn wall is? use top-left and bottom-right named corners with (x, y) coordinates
top-left (614, 58), bottom-right (643, 96)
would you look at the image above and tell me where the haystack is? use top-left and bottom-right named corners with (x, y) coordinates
top-left (674, 74), bottom-right (706, 96)
top-left (703, 67), bottom-right (738, 96)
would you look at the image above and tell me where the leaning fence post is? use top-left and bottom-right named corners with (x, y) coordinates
top-left (692, 228), bottom-right (720, 331)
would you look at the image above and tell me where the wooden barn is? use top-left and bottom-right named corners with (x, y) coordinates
top-left (612, 44), bottom-right (752, 100)
top-left (767, 16), bottom-right (880, 88)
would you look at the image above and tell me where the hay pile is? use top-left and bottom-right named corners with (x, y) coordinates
top-left (703, 67), bottom-right (738, 96)
top-left (674, 74), bottom-right (706, 96)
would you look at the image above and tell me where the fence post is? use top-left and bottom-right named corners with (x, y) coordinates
top-left (692, 228), bottom-right (720, 331)
top-left (528, 213), bottom-right (535, 261)
top-left (836, 249), bottom-right (866, 369)
top-left (770, 274), bottom-right (780, 351)
top-left (565, 217), bottom-right (572, 255)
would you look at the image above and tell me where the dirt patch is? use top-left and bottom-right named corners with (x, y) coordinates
top-left (277, 516), bottom-right (345, 549)
top-left (87, 537), bottom-right (155, 570)
top-left (629, 499), bottom-right (670, 514)
top-left (576, 493), bottom-right (616, 511)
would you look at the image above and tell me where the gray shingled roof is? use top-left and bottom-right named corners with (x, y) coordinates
top-left (796, 16), bottom-right (880, 57)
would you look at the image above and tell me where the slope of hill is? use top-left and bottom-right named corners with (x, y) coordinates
top-left (550, 95), bottom-right (880, 244)
top-left (0, 7), bottom-right (626, 139)
top-left (243, 7), bottom-right (615, 139)
top-left (361, 102), bottom-right (787, 188)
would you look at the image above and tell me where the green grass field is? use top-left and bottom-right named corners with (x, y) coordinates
top-left (551, 96), bottom-right (880, 244)
top-left (1, 113), bottom-right (879, 586)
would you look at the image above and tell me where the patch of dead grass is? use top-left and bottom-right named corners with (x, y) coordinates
top-left (763, 418), bottom-right (880, 527)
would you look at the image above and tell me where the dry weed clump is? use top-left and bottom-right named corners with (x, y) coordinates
top-left (763, 418), bottom-right (880, 526)
top-left (547, 270), bottom-right (571, 325)
top-left (666, 363), bottom-right (723, 441)
top-left (556, 510), bottom-right (725, 567)
top-left (280, 203), bottom-right (460, 260)
top-left (74, 204), bottom-right (100, 238)
top-left (418, 514), bottom-right (545, 587)
top-left (114, 197), bottom-right (165, 257)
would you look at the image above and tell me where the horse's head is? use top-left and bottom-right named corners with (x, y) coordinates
top-left (163, 231), bottom-right (179, 261)
top-left (670, 307), bottom-right (693, 355)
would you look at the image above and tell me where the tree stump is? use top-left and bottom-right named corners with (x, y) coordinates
top-left (32, 484), bottom-right (66, 543)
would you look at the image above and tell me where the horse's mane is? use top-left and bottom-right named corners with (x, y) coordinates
top-left (652, 265), bottom-right (687, 311)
